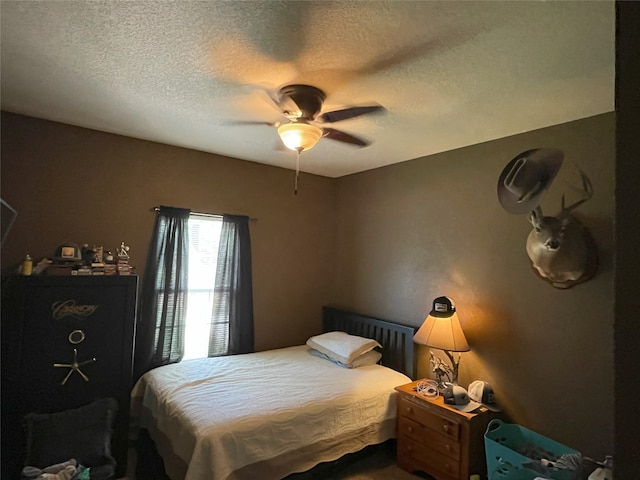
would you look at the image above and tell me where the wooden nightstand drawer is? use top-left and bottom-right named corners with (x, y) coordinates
top-left (398, 395), bottom-right (460, 441)
top-left (395, 381), bottom-right (494, 480)
top-left (398, 415), bottom-right (461, 461)
top-left (398, 436), bottom-right (460, 480)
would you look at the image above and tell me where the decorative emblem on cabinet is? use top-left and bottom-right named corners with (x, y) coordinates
top-left (51, 300), bottom-right (99, 320)
top-left (53, 348), bottom-right (96, 385)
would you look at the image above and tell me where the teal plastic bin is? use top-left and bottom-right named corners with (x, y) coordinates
top-left (484, 419), bottom-right (581, 480)
top-left (490, 459), bottom-right (543, 480)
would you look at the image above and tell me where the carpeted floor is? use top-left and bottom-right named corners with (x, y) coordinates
top-left (285, 441), bottom-right (431, 480)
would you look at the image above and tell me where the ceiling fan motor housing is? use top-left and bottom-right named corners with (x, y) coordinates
top-left (278, 84), bottom-right (326, 120)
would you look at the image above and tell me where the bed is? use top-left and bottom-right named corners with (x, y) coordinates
top-left (130, 306), bottom-right (417, 480)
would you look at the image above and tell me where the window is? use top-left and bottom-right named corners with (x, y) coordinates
top-left (183, 214), bottom-right (223, 360)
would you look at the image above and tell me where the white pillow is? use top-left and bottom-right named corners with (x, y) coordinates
top-left (308, 348), bottom-right (382, 368)
top-left (306, 331), bottom-right (381, 364)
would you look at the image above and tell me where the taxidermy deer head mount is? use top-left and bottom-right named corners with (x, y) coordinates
top-left (498, 148), bottom-right (598, 289)
top-left (525, 170), bottom-right (598, 288)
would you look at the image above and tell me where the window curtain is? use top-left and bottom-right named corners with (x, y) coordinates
top-left (134, 206), bottom-right (190, 380)
top-left (208, 214), bottom-right (254, 356)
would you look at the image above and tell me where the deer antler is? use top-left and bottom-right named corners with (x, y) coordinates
top-left (561, 169), bottom-right (593, 213)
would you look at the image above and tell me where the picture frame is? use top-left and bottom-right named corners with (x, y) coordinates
top-left (60, 247), bottom-right (77, 259)
top-left (54, 242), bottom-right (81, 261)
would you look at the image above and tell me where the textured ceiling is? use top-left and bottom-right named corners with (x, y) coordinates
top-left (1, 1), bottom-right (614, 178)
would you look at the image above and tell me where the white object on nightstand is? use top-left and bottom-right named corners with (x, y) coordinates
top-left (588, 455), bottom-right (613, 480)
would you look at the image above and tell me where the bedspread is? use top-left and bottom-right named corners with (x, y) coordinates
top-left (130, 345), bottom-right (411, 480)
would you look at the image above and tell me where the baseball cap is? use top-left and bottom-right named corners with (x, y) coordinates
top-left (443, 385), bottom-right (481, 413)
top-left (468, 380), bottom-right (502, 412)
top-left (430, 296), bottom-right (456, 317)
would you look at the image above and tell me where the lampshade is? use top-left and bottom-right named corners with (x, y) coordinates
top-left (413, 297), bottom-right (470, 352)
top-left (277, 122), bottom-right (323, 152)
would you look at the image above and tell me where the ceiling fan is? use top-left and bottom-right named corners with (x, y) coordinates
top-left (257, 84), bottom-right (385, 152)
top-left (233, 84), bottom-right (384, 194)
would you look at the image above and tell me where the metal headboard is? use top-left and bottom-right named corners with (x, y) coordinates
top-left (322, 306), bottom-right (417, 380)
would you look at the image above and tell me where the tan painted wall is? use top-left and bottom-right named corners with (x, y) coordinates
top-left (332, 113), bottom-right (614, 461)
top-left (1, 111), bottom-right (615, 464)
top-left (0, 112), bottom-right (336, 351)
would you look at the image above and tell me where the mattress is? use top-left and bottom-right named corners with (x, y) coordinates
top-left (130, 345), bottom-right (411, 480)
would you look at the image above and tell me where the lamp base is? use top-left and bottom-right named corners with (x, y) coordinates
top-left (436, 380), bottom-right (453, 394)
top-left (429, 350), bottom-right (460, 389)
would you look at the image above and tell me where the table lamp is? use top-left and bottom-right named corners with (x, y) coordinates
top-left (413, 296), bottom-right (470, 388)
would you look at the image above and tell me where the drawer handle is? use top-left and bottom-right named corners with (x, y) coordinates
top-left (443, 424), bottom-right (449, 433)
top-left (443, 462), bottom-right (451, 472)
top-left (445, 444), bottom-right (451, 451)
top-left (407, 426), bottom-right (413, 433)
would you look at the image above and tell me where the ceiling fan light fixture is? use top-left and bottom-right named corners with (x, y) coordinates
top-left (277, 122), bottom-right (323, 152)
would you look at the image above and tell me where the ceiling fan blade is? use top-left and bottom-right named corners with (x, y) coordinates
top-left (322, 128), bottom-right (370, 147)
top-left (317, 105), bottom-right (385, 123)
top-left (244, 86), bottom-right (298, 120)
top-left (256, 88), bottom-right (289, 116)
top-left (223, 120), bottom-right (276, 127)
top-left (277, 95), bottom-right (302, 119)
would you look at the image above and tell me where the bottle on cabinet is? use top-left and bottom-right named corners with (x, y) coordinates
top-left (21, 255), bottom-right (33, 276)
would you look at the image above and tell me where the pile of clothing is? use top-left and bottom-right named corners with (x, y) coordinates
top-left (21, 459), bottom-right (90, 480)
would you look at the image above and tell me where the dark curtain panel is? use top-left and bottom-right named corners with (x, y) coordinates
top-left (134, 206), bottom-right (190, 380)
top-left (208, 214), bottom-right (254, 356)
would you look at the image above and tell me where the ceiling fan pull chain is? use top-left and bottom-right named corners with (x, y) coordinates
top-left (294, 150), bottom-right (300, 195)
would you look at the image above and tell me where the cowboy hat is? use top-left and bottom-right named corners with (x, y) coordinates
top-left (497, 148), bottom-right (564, 214)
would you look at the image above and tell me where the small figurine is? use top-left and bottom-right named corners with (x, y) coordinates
top-left (430, 351), bottom-right (453, 389)
top-left (92, 245), bottom-right (104, 264)
top-left (117, 241), bottom-right (130, 260)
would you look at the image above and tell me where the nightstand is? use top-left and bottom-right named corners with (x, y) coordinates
top-left (395, 380), bottom-right (492, 480)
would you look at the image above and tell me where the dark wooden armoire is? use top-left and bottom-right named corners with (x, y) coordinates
top-left (1, 275), bottom-right (137, 479)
